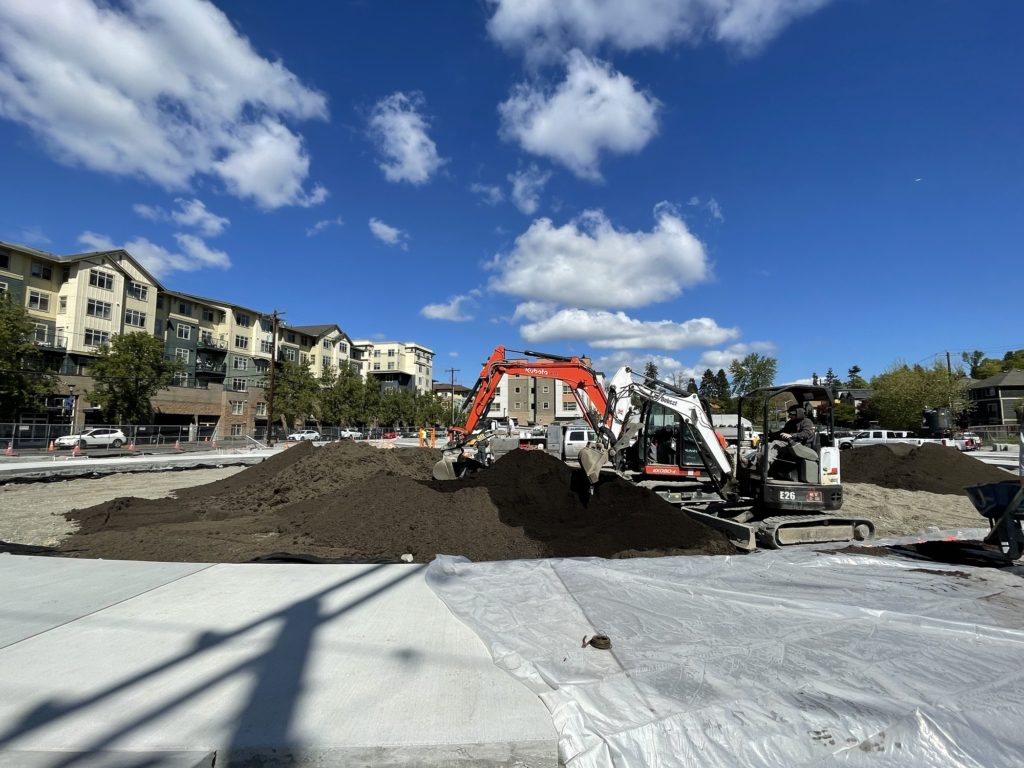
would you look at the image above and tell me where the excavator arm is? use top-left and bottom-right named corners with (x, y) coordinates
top-left (434, 346), bottom-right (609, 480)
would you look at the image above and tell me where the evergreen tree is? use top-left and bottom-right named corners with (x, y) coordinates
top-left (822, 367), bottom-right (840, 391)
top-left (698, 368), bottom-right (715, 399)
top-left (846, 365), bottom-right (868, 388)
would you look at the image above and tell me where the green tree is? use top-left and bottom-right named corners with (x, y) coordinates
top-left (728, 353), bottom-right (777, 396)
top-left (822, 367), bottom-right (840, 392)
top-left (712, 368), bottom-right (732, 410)
top-left (0, 294), bottom-right (58, 420)
top-left (866, 361), bottom-right (970, 431)
top-left (698, 368), bottom-right (715, 399)
top-left (271, 360), bottom-right (320, 430)
top-left (642, 360), bottom-right (659, 382)
top-left (87, 332), bottom-right (183, 423)
top-left (846, 365), bottom-right (868, 388)
top-left (319, 363), bottom-right (367, 427)
top-left (960, 350), bottom-right (986, 379)
top-left (831, 401), bottom-right (856, 427)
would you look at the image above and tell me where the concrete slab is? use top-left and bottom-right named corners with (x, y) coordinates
top-left (0, 557), bottom-right (557, 767)
top-left (0, 450), bottom-right (278, 482)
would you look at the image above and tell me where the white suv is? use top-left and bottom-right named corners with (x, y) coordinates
top-left (287, 429), bottom-right (321, 441)
top-left (54, 428), bottom-right (127, 449)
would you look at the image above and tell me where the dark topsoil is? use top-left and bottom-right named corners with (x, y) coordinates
top-left (59, 441), bottom-right (1015, 565)
top-left (61, 442), bottom-right (736, 563)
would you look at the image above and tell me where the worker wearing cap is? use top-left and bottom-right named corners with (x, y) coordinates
top-left (765, 405), bottom-right (817, 478)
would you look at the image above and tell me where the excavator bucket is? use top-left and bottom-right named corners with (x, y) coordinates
top-left (432, 457), bottom-right (459, 481)
top-left (577, 446), bottom-right (607, 485)
top-left (432, 453), bottom-right (485, 481)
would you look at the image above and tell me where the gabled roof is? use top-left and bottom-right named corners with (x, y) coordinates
top-left (164, 288), bottom-right (267, 316)
top-left (290, 324), bottom-right (341, 338)
top-left (969, 369), bottom-right (1024, 389)
top-left (0, 240), bottom-right (163, 290)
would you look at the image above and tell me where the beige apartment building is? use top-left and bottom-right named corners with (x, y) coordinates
top-left (351, 340), bottom-right (434, 395)
top-left (0, 240), bottom-right (392, 437)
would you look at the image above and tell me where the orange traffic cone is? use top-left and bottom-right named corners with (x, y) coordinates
top-left (47, 440), bottom-right (55, 452)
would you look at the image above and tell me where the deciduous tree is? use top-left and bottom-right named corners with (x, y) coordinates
top-left (0, 294), bottom-right (57, 420)
top-left (866, 361), bottom-right (969, 431)
top-left (87, 332), bottom-right (183, 423)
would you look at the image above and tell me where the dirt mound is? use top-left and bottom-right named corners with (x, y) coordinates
top-left (62, 443), bottom-right (734, 563)
top-left (842, 444), bottom-right (1012, 495)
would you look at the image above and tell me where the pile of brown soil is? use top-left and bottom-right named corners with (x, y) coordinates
top-left (62, 442), bottom-right (734, 563)
top-left (842, 444), bottom-right (1012, 495)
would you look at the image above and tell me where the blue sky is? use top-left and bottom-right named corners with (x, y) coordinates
top-left (1, 0), bottom-right (1020, 387)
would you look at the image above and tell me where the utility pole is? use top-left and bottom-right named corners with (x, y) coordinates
top-left (446, 367), bottom-right (459, 424)
top-left (267, 310), bottom-right (281, 446)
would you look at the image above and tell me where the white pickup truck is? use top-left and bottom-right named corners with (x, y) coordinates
top-left (839, 429), bottom-right (977, 451)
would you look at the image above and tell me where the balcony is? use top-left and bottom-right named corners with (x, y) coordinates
top-left (195, 361), bottom-right (227, 376)
top-left (197, 337), bottom-right (228, 351)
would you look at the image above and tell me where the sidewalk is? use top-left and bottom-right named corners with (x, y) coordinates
top-left (0, 555), bottom-right (556, 767)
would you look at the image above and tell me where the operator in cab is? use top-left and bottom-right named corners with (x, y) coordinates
top-left (766, 405), bottom-right (817, 478)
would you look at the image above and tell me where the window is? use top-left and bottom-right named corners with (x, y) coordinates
top-left (28, 290), bottom-right (49, 311)
top-left (514, 401), bottom-right (522, 410)
top-left (84, 328), bottom-right (110, 347)
top-left (199, 330), bottom-right (213, 345)
top-left (387, 362), bottom-right (395, 370)
top-left (233, 358), bottom-right (248, 370)
top-left (230, 424), bottom-right (243, 436)
top-left (255, 402), bottom-right (267, 416)
top-left (234, 335), bottom-right (248, 349)
top-left (387, 349), bottom-right (395, 357)
top-left (542, 401), bottom-right (550, 409)
top-left (61, 267), bottom-right (70, 282)
top-left (514, 386), bottom-right (521, 394)
top-left (232, 378), bottom-right (247, 392)
top-left (86, 299), bottom-right (112, 319)
top-left (127, 281), bottom-right (148, 301)
top-left (0, 252), bottom-right (8, 269)
top-left (58, 296), bottom-right (67, 314)
top-left (177, 301), bottom-right (192, 315)
top-left (175, 348), bottom-right (190, 363)
top-left (339, 342), bottom-right (348, 353)
top-left (286, 332), bottom-right (295, 343)
top-left (489, 402), bottom-right (501, 412)
top-left (542, 385), bottom-right (550, 394)
top-left (563, 385), bottom-right (572, 394)
top-left (172, 372), bottom-right (190, 387)
top-left (564, 401), bottom-right (577, 411)
top-left (300, 353), bottom-right (309, 365)
top-left (32, 262), bottom-right (53, 280)
top-left (283, 348), bottom-right (296, 362)
top-left (230, 400), bottom-right (244, 415)
top-left (202, 308), bottom-right (215, 322)
top-left (89, 269), bottom-right (113, 289)
top-left (260, 340), bottom-right (273, 354)
top-left (157, 296), bottom-right (164, 309)
top-left (373, 362), bottom-right (381, 370)
top-left (322, 339), bottom-right (331, 349)
top-left (125, 309), bottom-right (146, 327)
top-left (322, 356), bottom-right (330, 368)
top-left (177, 324), bottom-right (192, 340)
top-left (236, 313), bottom-right (250, 327)
top-left (373, 349), bottom-right (380, 358)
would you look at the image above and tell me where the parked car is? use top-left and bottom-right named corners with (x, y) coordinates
top-left (287, 429), bottom-right (321, 441)
top-left (338, 427), bottom-right (363, 439)
top-left (54, 428), bottom-right (127, 449)
top-left (959, 432), bottom-right (983, 451)
top-left (382, 430), bottom-right (398, 439)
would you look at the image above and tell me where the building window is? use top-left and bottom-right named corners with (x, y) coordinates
top-left (514, 402), bottom-right (522, 410)
top-left (373, 362), bottom-right (381, 370)
top-left (89, 269), bottom-right (114, 289)
top-left (172, 372), bottom-right (190, 387)
top-left (232, 378), bottom-right (247, 392)
top-left (202, 308), bottom-right (215, 322)
top-left (27, 290), bottom-right (50, 312)
top-left (127, 281), bottom-right (148, 301)
top-left (177, 324), bottom-right (192, 340)
top-left (542, 401), bottom-right (550, 409)
top-left (387, 349), bottom-right (395, 357)
top-left (86, 298), bottom-right (112, 319)
top-left (233, 358), bottom-right (248, 370)
top-left (300, 353), bottom-right (309, 365)
top-left (542, 385), bottom-right (550, 394)
top-left (230, 424), bottom-right (243, 436)
top-left (322, 356), bottom-right (330, 368)
top-left (234, 334), bottom-right (248, 349)
top-left (564, 401), bottom-right (577, 411)
top-left (373, 349), bottom-right (380, 357)
top-left (563, 385), bottom-right (572, 394)
top-left (322, 339), bottom-right (331, 349)
top-left (489, 402), bottom-right (501, 412)
top-left (0, 252), bottom-right (8, 269)
top-left (58, 296), bottom-right (67, 313)
top-left (286, 332), bottom-right (296, 343)
top-left (255, 402), bottom-right (267, 416)
top-left (230, 400), bottom-right (244, 415)
top-left (125, 309), bottom-right (146, 327)
top-left (32, 262), bottom-right (53, 280)
top-left (260, 340), bottom-right (273, 354)
top-left (283, 348), bottom-right (296, 362)
top-left (175, 348), bottom-right (190, 363)
top-left (84, 328), bottom-right (110, 347)
top-left (236, 313), bottom-right (250, 327)
top-left (387, 362), bottom-right (395, 370)
top-left (514, 386), bottom-right (521, 394)
top-left (157, 296), bottom-right (164, 309)
top-left (339, 342), bottom-right (348, 353)
top-left (177, 301), bottom-right (192, 315)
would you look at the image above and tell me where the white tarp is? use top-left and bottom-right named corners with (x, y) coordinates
top-left (426, 546), bottom-right (1024, 767)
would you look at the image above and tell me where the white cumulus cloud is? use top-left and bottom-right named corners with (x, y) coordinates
top-left (369, 217), bottom-right (409, 249)
top-left (486, 0), bottom-right (831, 60)
top-left (133, 197), bottom-right (229, 236)
top-left (508, 164), bottom-right (552, 214)
top-left (499, 51), bottom-right (660, 181)
top-left (489, 203), bottom-right (709, 309)
top-left (77, 230), bottom-right (230, 279)
top-left (0, 0), bottom-right (328, 209)
top-left (470, 183), bottom-right (504, 206)
top-left (520, 309), bottom-right (739, 350)
top-left (368, 92), bottom-right (446, 185)
top-left (421, 295), bottom-right (474, 322)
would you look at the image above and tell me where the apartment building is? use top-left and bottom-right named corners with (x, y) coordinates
top-left (3, 239), bottom-right (437, 434)
top-left (477, 357), bottom-right (600, 428)
top-left (351, 340), bottom-right (434, 394)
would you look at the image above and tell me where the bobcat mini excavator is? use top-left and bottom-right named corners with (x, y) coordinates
top-left (577, 368), bottom-right (874, 550)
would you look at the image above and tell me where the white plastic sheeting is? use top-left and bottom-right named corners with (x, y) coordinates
top-left (426, 548), bottom-right (1024, 767)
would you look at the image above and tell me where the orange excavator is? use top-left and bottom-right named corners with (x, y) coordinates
top-left (432, 346), bottom-right (609, 480)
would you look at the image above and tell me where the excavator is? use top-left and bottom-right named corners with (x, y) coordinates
top-left (434, 347), bottom-right (873, 549)
top-left (577, 367), bottom-right (873, 549)
top-left (431, 346), bottom-right (609, 480)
